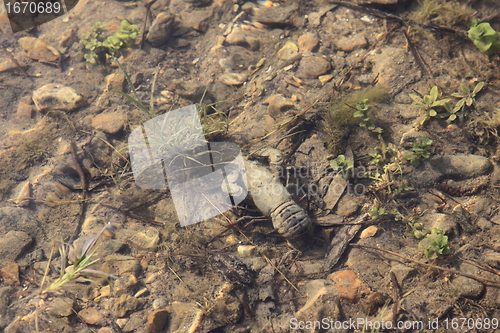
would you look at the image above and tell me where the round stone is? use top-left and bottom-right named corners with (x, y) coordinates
top-left (91, 112), bottom-right (127, 134)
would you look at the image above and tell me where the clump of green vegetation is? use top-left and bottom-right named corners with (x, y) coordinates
top-left (80, 20), bottom-right (140, 64)
top-left (448, 81), bottom-right (485, 122)
top-left (468, 20), bottom-right (500, 55)
top-left (418, 227), bottom-right (450, 259)
top-left (402, 138), bottom-right (433, 167)
top-left (409, 0), bottom-right (475, 28)
top-left (196, 91), bottom-right (230, 141)
top-left (353, 98), bottom-right (383, 134)
top-left (42, 223), bottom-right (115, 294)
top-left (322, 85), bottom-right (387, 154)
top-left (330, 154), bottom-right (354, 174)
top-left (410, 86), bottom-right (451, 125)
top-left (369, 206), bottom-right (387, 220)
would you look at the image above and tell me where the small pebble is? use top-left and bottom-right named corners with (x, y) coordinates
top-left (147, 13), bottom-right (175, 47)
top-left (226, 26), bottom-right (246, 45)
top-left (359, 225), bottom-right (378, 239)
top-left (91, 112), bottom-right (127, 134)
top-left (16, 101), bottom-right (33, 119)
top-left (298, 33), bottom-right (319, 52)
top-left (296, 56), bottom-right (331, 79)
top-left (220, 72), bottom-right (248, 86)
top-left (330, 269), bottom-right (371, 303)
top-left (0, 262), bottom-right (20, 286)
top-left (152, 297), bottom-right (168, 310)
top-left (147, 309), bottom-right (169, 333)
top-left (78, 307), bottom-right (107, 326)
top-left (277, 40), bottom-right (301, 63)
top-left (32, 84), bottom-right (83, 112)
top-left (18, 37), bottom-right (60, 62)
top-left (237, 245), bottom-right (256, 257)
top-left (336, 34), bottom-right (368, 52)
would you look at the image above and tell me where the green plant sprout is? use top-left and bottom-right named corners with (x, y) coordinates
top-left (368, 206), bottom-right (387, 220)
top-left (353, 98), bottom-right (383, 134)
top-left (447, 81), bottom-right (485, 122)
top-left (330, 154), bottom-right (354, 174)
top-left (196, 90), bottom-right (230, 140)
top-left (41, 223), bottom-right (115, 294)
top-left (402, 137), bottom-right (433, 167)
top-left (80, 20), bottom-right (140, 64)
top-left (468, 20), bottom-right (500, 55)
top-left (418, 227), bottom-right (450, 259)
top-left (409, 86), bottom-right (451, 125)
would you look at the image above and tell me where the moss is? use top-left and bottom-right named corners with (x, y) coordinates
top-left (409, 0), bottom-right (475, 29)
top-left (17, 137), bottom-right (50, 166)
top-left (321, 85), bottom-right (388, 154)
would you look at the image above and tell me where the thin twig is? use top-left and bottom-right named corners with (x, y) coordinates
top-left (403, 27), bottom-right (430, 77)
top-left (69, 141), bottom-right (88, 242)
top-left (99, 202), bottom-right (164, 226)
top-left (458, 256), bottom-right (500, 278)
top-left (167, 261), bottom-right (192, 292)
top-left (351, 244), bottom-right (500, 286)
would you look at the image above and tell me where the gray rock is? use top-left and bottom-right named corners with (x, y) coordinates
top-left (79, 307), bottom-right (107, 326)
top-left (114, 294), bottom-right (139, 317)
top-left (404, 162), bottom-right (442, 187)
top-left (432, 214), bottom-right (459, 236)
top-left (254, 3), bottom-right (298, 27)
top-left (47, 297), bottom-right (74, 317)
top-left (477, 217), bottom-right (492, 230)
top-left (146, 13), bottom-right (175, 47)
top-left (451, 264), bottom-right (484, 298)
top-left (296, 56), bottom-right (331, 79)
top-left (147, 310), bottom-right (169, 333)
top-left (0, 231), bottom-right (32, 261)
top-left (32, 83), bottom-right (83, 112)
top-left (0, 287), bottom-right (13, 328)
top-left (405, 154), bottom-right (492, 188)
top-left (0, 207), bottom-right (41, 237)
top-left (430, 154), bottom-right (492, 179)
top-left (152, 297), bottom-right (168, 310)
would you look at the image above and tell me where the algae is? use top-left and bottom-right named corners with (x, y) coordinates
top-left (321, 85), bottom-right (388, 154)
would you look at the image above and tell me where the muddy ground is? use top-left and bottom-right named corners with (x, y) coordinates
top-left (1, 0), bottom-right (500, 332)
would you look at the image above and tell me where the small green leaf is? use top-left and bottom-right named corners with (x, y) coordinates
top-left (459, 83), bottom-right (470, 95)
top-left (432, 98), bottom-right (451, 107)
top-left (447, 114), bottom-right (457, 123)
top-left (429, 86), bottom-right (439, 102)
top-left (409, 94), bottom-right (422, 104)
top-left (429, 109), bottom-right (437, 117)
top-left (424, 95), bottom-right (432, 105)
top-left (472, 81), bottom-right (485, 95)
top-left (455, 98), bottom-right (466, 109)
